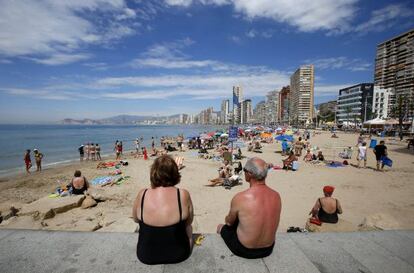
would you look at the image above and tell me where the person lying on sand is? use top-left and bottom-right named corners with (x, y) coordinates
top-left (309, 186), bottom-right (342, 224)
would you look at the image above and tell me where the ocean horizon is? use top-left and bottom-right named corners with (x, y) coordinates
top-left (0, 124), bottom-right (224, 177)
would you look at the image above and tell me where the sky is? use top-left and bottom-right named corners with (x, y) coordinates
top-left (0, 0), bottom-right (413, 123)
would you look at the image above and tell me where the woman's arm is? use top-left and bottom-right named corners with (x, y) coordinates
top-left (336, 199), bottom-right (343, 214)
top-left (132, 189), bottom-right (144, 223)
top-left (310, 199), bottom-right (320, 217)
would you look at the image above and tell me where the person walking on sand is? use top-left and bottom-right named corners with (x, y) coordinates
top-left (95, 143), bottom-right (101, 161)
top-left (357, 142), bottom-right (367, 168)
top-left (90, 143), bottom-right (96, 161)
top-left (374, 140), bottom-right (388, 171)
top-left (33, 149), bottom-right (44, 172)
top-left (86, 143), bottom-right (90, 160)
top-left (217, 157), bottom-right (281, 259)
top-left (135, 138), bottom-right (141, 155)
top-left (24, 149), bottom-right (32, 174)
top-left (78, 145), bottom-right (85, 162)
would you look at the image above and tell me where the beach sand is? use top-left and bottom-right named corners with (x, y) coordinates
top-left (1, 131), bottom-right (414, 233)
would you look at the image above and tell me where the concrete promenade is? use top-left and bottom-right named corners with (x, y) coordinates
top-left (0, 229), bottom-right (413, 273)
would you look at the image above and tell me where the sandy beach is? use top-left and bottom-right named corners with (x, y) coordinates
top-left (1, 131), bottom-right (414, 233)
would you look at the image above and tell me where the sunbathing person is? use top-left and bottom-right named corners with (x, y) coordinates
top-left (207, 160), bottom-right (233, 186)
top-left (247, 142), bottom-right (254, 152)
top-left (310, 186), bottom-right (342, 224)
top-left (282, 151), bottom-right (297, 169)
top-left (303, 149), bottom-right (313, 162)
top-left (132, 155), bottom-right (193, 264)
top-left (70, 170), bottom-right (89, 195)
top-left (217, 157), bottom-right (281, 259)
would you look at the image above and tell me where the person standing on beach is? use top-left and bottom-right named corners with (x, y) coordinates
top-left (90, 143), bottom-right (96, 161)
top-left (86, 143), bottom-right (90, 160)
top-left (217, 157), bottom-right (281, 259)
top-left (78, 145), bottom-right (84, 161)
top-left (24, 149), bottom-right (32, 174)
top-left (357, 142), bottom-right (367, 168)
top-left (374, 140), bottom-right (388, 171)
top-left (95, 143), bottom-right (101, 161)
top-left (151, 137), bottom-right (155, 150)
top-left (116, 142), bottom-right (122, 160)
top-left (33, 149), bottom-right (44, 172)
top-left (135, 138), bottom-right (141, 155)
top-left (143, 147), bottom-right (148, 160)
top-left (120, 141), bottom-right (123, 156)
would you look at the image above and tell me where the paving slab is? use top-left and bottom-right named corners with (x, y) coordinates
top-left (164, 235), bottom-right (268, 273)
top-left (364, 231), bottom-right (414, 267)
top-left (325, 232), bottom-right (414, 273)
top-left (290, 232), bottom-right (372, 273)
top-left (263, 235), bottom-right (320, 273)
top-left (18, 195), bottom-right (85, 220)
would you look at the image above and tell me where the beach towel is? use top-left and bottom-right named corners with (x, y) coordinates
top-left (381, 156), bottom-right (393, 167)
top-left (326, 161), bottom-right (345, 168)
top-left (91, 176), bottom-right (115, 185)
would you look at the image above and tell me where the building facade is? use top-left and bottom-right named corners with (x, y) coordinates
top-left (253, 101), bottom-right (266, 124)
top-left (232, 85), bottom-right (243, 124)
top-left (289, 65), bottom-right (314, 124)
top-left (372, 87), bottom-right (393, 119)
top-left (220, 99), bottom-right (230, 124)
top-left (336, 83), bottom-right (374, 124)
top-left (265, 90), bottom-right (279, 125)
top-left (278, 86), bottom-right (290, 124)
top-left (242, 99), bottom-right (252, 124)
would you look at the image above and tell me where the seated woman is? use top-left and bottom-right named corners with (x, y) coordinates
top-left (309, 186), bottom-right (342, 224)
top-left (132, 155), bottom-right (193, 265)
top-left (206, 160), bottom-right (233, 186)
top-left (303, 149), bottom-right (313, 162)
top-left (70, 170), bottom-right (89, 195)
top-left (282, 151), bottom-right (297, 169)
top-left (316, 151), bottom-right (325, 161)
top-left (247, 142), bottom-right (254, 152)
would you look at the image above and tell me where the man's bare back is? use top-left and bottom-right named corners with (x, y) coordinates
top-left (231, 184), bottom-right (281, 248)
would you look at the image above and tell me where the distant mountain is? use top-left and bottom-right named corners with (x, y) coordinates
top-left (60, 114), bottom-right (173, 125)
top-left (60, 118), bottom-right (103, 125)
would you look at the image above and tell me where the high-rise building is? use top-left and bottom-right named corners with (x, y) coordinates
top-left (233, 85), bottom-right (243, 124)
top-left (253, 101), bottom-right (266, 124)
top-left (372, 87), bottom-right (393, 119)
top-left (289, 65), bottom-right (314, 124)
top-left (265, 90), bottom-right (279, 125)
top-left (221, 99), bottom-right (230, 124)
top-left (242, 99), bottom-right (252, 124)
top-left (336, 83), bottom-right (374, 124)
top-left (278, 86), bottom-right (290, 124)
top-left (374, 29), bottom-right (414, 114)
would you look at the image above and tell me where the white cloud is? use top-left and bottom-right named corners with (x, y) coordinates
top-left (0, 88), bottom-right (83, 100)
top-left (354, 4), bottom-right (414, 34)
top-left (245, 29), bottom-right (273, 39)
top-left (0, 0), bottom-right (139, 65)
top-left (306, 57), bottom-right (371, 72)
top-left (31, 53), bottom-right (92, 66)
top-left (164, 0), bottom-right (358, 33)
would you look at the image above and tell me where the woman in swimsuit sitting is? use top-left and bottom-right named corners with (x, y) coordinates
top-left (70, 170), bottom-right (89, 195)
top-left (132, 155), bottom-right (194, 265)
top-left (310, 186), bottom-right (343, 224)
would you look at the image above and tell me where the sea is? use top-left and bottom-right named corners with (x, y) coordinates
top-left (0, 124), bottom-right (224, 177)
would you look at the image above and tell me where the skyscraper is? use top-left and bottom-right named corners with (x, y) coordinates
top-left (253, 101), bottom-right (266, 124)
top-left (336, 83), bottom-right (374, 124)
top-left (289, 65), bottom-right (314, 124)
top-left (265, 90), bottom-right (279, 125)
top-left (220, 99), bottom-right (230, 124)
top-left (278, 86), bottom-right (290, 124)
top-left (233, 85), bottom-right (243, 124)
top-left (374, 29), bottom-right (414, 118)
top-left (242, 99), bottom-right (252, 124)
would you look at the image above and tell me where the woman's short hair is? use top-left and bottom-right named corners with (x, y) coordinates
top-left (74, 170), bottom-right (82, 177)
top-left (150, 155), bottom-right (181, 187)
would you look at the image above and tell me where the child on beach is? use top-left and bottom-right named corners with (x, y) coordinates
top-left (24, 149), bottom-right (32, 174)
top-left (357, 142), bottom-right (367, 168)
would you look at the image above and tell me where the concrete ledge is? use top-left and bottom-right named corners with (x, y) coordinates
top-left (0, 230), bottom-right (413, 273)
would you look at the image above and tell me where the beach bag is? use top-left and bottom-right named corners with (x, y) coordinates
top-left (381, 156), bottom-right (393, 167)
top-left (292, 161), bottom-right (299, 171)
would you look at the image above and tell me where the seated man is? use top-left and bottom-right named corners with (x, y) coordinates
top-left (70, 170), bottom-right (89, 195)
top-left (217, 157), bottom-right (281, 259)
top-left (282, 151), bottom-right (297, 169)
top-left (309, 186), bottom-right (342, 224)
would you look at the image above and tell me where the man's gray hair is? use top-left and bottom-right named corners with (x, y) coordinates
top-left (244, 157), bottom-right (268, 181)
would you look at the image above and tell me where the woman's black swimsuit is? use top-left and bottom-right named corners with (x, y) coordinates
top-left (137, 189), bottom-right (190, 265)
top-left (317, 198), bottom-right (339, 224)
top-left (220, 219), bottom-right (274, 259)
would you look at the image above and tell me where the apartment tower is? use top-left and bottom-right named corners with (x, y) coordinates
top-left (289, 65), bottom-right (314, 124)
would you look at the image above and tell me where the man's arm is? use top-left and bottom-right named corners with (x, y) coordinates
top-left (224, 195), bottom-right (239, 226)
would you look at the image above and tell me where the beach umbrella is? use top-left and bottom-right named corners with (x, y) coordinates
top-left (275, 135), bottom-right (294, 142)
top-left (207, 132), bottom-right (215, 137)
